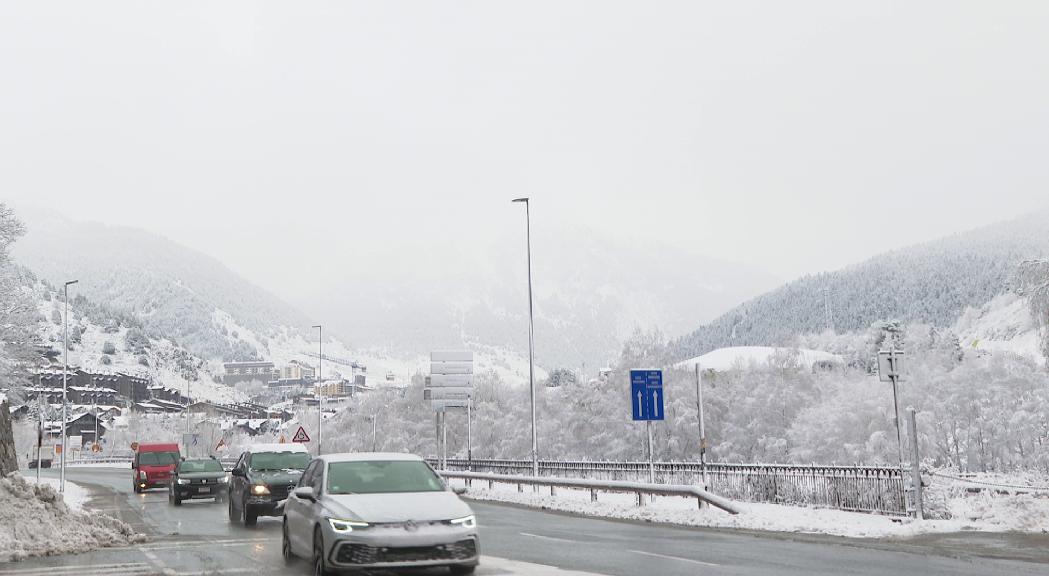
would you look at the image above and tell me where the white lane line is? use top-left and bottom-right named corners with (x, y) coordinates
top-left (0, 562), bottom-right (153, 570)
top-left (629, 549), bottom-right (721, 567)
top-left (519, 532), bottom-right (580, 543)
top-left (140, 538), bottom-right (269, 551)
top-left (173, 570), bottom-right (257, 576)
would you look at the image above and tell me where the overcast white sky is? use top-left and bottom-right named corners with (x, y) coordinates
top-left (3, 1), bottom-right (1048, 303)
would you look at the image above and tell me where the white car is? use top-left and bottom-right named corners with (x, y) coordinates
top-left (282, 452), bottom-right (479, 575)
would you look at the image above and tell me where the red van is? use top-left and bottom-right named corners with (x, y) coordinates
top-left (132, 443), bottom-right (181, 493)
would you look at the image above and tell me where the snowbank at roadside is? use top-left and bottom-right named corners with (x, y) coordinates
top-left (0, 473), bottom-right (144, 562)
top-left (27, 477), bottom-right (89, 511)
top-left (450, 478), bottom-right (1049, 539)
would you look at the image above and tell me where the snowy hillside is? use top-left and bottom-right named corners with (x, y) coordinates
top-left (672, 210), bottom-right (1049, 361)
top-left (34, 284), bottom-right (244, 404)
top-left (953, 292), bottom-right (1042, 364)
top-left (12, 206), bottom-right (312, 363)
top-left (675, 346), bottom-right (843, 373)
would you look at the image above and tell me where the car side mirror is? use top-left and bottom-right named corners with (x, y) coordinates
top-left (230, 468), bottom-right (245, 477)
top-left (453, 486), bottom-right (467, 496)
top-left (293, 486), bottom-right (315, 501)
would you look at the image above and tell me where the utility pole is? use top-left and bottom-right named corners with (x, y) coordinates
top-left (512, 197), bottom-right (539, 478)
top-left (313, 325), bottom-right (322, 455)
top-left (60, 279), bottom-right (78, 494)
top-left (695, 363), bottom-right (709, 496)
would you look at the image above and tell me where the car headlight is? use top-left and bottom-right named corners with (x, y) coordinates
top-left (219, 475), bottom-right (229, 484)
top-left (177, 478), bottom-right (190, 485)
top-left (251, 484), bottom-right (270, 496)
top-left (449, 515), bottom-right (476, 529)
top-left (328, 518), bottom-right (369, 533)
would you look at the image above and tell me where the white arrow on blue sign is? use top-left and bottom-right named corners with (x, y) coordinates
top-left (630, 370), bottom-right (664, 421)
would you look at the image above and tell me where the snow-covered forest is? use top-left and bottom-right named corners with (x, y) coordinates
top-left (326, 311), bottom-right (1049, 473)
top-left (672, 211), bottom-right (1049, 361)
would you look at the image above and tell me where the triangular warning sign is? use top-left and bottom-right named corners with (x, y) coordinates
top-left (291, 426), bottom-right (310, 443)
top-left (215, 437), bottom-right (226, 451)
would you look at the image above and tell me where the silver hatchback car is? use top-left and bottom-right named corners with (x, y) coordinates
top-left (282, 452), bottom-right (479, 575)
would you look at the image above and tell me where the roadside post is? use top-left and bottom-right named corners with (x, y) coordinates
top-left (630, 369), bottom-right (664, 494)
top-left (907, 407), bottom-right (924, 519)
top-left (878, 348), bottom-right (912, 514)
top-left (694, 363), bottom-right (709, 505)
top-left (428, 351), bottom-right (474, 471)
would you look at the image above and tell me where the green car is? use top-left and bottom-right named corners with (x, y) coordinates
top-left (169, 457), bottom-right (229, 506)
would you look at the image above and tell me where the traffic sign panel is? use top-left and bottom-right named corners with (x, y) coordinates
top-left (630, 370), bottom-right (664, 421)
top-left (431, 350), bottom-right (474, 362)
top-left (877, 350), bottom-right (905, 382)
top-left (425, 387), bottom-right (472, 400)
top-left (431, 399), bottom-right (469, 409)
top-left (430, 361), bottom-right (473, 375)
top-left (292, 426), bottom-right (311, 443)
top-left (427, 374), bottom-right (473, 387)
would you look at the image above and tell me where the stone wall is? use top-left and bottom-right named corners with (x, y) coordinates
top-left (0, 401), bottom-right (18, 476)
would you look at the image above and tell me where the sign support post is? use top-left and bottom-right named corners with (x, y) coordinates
top-left (695, 363), bottom-right (708, 503)
top-left (467, 396), bottom-right (473, 471)
top-left (907, 407), bottom-right (924, 519)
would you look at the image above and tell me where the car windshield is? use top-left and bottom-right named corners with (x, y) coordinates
top-left (249, 451), bottom-right (310, 471)
top-left (327, 461), bottom-right (445, 495)
top-left (179, 459), bottom-right (224, 473)
top-left (138, 451), bottom-right (179, 466)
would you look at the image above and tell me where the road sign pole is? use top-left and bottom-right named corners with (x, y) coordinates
top-left (889, 350), bottom-right (905, 478)
top-left (647, 419), bottom-right (654, 485)
top-left (907, 407), bottom-right (924, 519)
top-left (467, 396), bottom-right (473, 471)
top-left (441, 411), bottom-right (448, 470)
top-left (695, 363), bottom-right (709, 500)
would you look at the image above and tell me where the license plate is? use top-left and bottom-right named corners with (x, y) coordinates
top-left (197, 487), bottom-right (210, 494)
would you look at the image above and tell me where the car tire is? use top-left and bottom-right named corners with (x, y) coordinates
top-left (449, 565), bottom-right (477, 575)
top-left (313, 527), bottom-right (332, 576)
top-left (133, 482), bottom-right (141, 494)
top-left (282, 518), bottom-right (294, 563)
top-left (228, 494), bottom-right (241, 523)
top-left (244, 502), bottom-right (257, 527)
top-left (172, 493), bottom-right (182, 506)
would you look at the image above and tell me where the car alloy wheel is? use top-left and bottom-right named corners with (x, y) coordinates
top-left (313, 527), bottom-right (330, 576)
top-left (282, 519), bottom-right (293, 563)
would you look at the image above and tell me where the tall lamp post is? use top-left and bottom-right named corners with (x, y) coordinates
top-left (313, 325), bottom-right (322, 455)
top-left (60, 279), bottom-right (78, 493)
top-left (511, 197), bottom-right (539, 477)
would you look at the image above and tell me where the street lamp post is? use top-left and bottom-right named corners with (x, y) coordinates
top-left (511, 198), bottom-right (539, 478)
top-left (60, 279), bottom-right (78, 493)
top-left (313, 325), bottom-right (322, 455)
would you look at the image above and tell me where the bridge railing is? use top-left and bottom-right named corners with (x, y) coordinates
top-left (430, 458), bottom-right (906, 515)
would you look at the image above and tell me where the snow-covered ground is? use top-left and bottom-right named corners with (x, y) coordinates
top-left (953, 292), bottom-right (1043, 364)
top-left (0, 473), bottom-right (143, 562)
top-left (448, 477), bottom-right (1049, 539)
top-left (675, 346), bottom-right (843, 373)
top-left (27, 476), bottom-right (89, 511)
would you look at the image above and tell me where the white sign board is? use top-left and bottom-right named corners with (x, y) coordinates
top-left (430, 361), bottom-right (473, 375)
top-left (431, 399), bottom-right (469, 409)
top-left (425, 388), bottom-right (472, 400)
top-left (427, 374), bottom-right (473, 387)
top-left (68, 435), bottom-right (83, 448)
top-left (877, 350), bottom-right (905, 382)
top-left (431, 350), bottom-right (474, 362)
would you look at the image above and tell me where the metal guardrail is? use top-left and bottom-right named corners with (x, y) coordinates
top-left (66, 456), bottom-right (240, 470)
top-left (440, 470), bottom-right (741, 514)
top-left (433, 458), bottom-right (907, 515)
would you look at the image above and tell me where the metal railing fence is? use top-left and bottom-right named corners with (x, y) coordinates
top-left (431, 458), bottom-right (906, 515)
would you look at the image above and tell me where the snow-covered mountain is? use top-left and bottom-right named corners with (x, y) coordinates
top-left (12, 206), bottom-right (312, 363)
top-left (671, 210), bottom-right (1049, 361)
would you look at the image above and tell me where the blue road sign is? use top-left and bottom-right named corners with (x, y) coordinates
top-left (630, 370), bottom-right (664, 421)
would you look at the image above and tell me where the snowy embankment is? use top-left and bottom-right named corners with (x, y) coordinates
top-left (449, 477), bottom-right (1049, 539)
top-left (0, 473), bottom-right (143, 562)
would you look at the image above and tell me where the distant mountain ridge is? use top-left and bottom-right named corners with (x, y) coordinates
top-left (12, 207), bottom-right (312, 362)
top-left (671, 211), bottom-right (1049, 361)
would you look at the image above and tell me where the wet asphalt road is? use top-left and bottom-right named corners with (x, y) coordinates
top-left (3, 467), bottom-right (1049, 576)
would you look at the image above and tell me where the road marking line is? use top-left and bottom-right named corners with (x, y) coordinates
top-left (0, 562), bottom-right (153, 570)
top-left (519, 532), bottom-right (579, 543)
top-left (173, 570), bottom-right (257, 576)
top-left (629, 549), bottom-right (721, 567)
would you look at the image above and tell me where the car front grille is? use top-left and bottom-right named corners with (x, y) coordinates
top-left (335, 539), bottom-right (477, 565)
top-left (268, 484), bottom-right (292, 499)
